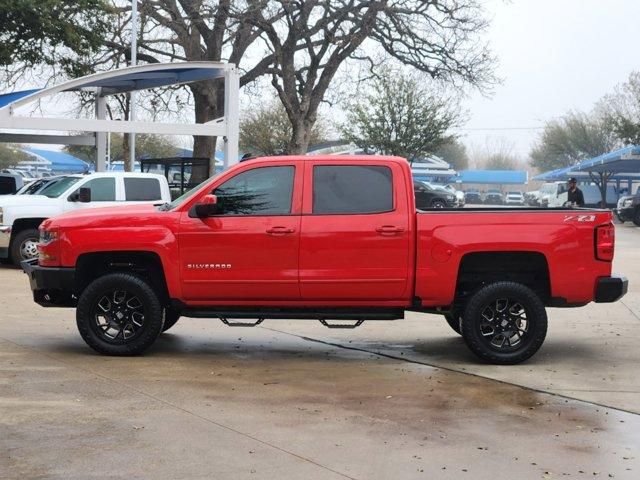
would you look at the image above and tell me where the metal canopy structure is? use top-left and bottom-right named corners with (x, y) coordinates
top-left (570, 145), bottom-right (640, 174)
top-left (0, 62), bottom-right (240, 172)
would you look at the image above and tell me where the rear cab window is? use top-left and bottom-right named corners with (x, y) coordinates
top-left (124, 177), bottom-right (162, 201)
top-left (312, 165), bottom-right (394, 214)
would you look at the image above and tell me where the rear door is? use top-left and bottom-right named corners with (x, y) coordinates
top-left (299, 161), bottom-right (410, 301)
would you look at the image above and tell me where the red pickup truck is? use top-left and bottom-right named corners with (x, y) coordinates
top-left (23, 155), bottom-right (627, 364)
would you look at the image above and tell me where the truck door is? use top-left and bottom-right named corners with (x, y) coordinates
top-left (179, 162), bottom-right (302, 301)
top-left (299, 162), bottom-right (410, 301)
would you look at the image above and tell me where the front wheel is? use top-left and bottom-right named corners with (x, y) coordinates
top-left (10, 228), bottom-right (40, 265)
top-left (76, 273), bottom-right (164, 355)
top-left (431, 200), bottom-right (446, 209)
top-left (461, 282), bottom-right (547, 364)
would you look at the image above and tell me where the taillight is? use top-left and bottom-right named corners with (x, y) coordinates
top-left (595, 224), bottom-right (615, 261)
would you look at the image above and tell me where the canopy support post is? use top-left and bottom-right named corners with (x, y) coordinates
top-left (95, 92), bottom-right (107, 172)
top-left (222, 66), bottom-right (240, 171)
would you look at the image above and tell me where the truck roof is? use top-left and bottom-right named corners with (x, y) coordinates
top-left (64, 172), bottom-right (167, 180)
top-left (245, 154), bottom-right (409, 165)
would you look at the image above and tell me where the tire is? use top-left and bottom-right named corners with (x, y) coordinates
top-left (431, 199), bottom-right (446, 209)
top-left (76, 273), bottom-right (164, 355)
top-left (162, 309), bottom-right (181, 332)
top-left (633, 208), bottom-right (640, 227)
top-left (461, 282), bottom-right (547, 365)
top-left (10, 228), bottom-right (40, 265)
top-left (444, 313), bottom-right (462, 335)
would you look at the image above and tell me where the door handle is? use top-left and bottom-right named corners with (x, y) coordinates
top-left (266, 226), bottom-right (296, 235)
top-left (376, 225), bottom-right (405, 234)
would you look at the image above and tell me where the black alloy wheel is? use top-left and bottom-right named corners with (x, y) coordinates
top-left (431, 199), bottom-right (447, 209)
top-left (461, 282), bottom-right (547, 364)
top-left (76, 273), bottom-right (164, 355)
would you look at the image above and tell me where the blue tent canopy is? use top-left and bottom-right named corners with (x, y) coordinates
top-left (457, 170), bottom-right (528, 185)
top-left (0, 89), bottom-right (42, 108)
top-left (570, 145), bottom-right (640, 174)
top-left (25, 148), bottom-right (90, 173)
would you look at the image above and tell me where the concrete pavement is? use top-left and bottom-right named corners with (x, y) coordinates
top-left (1, 226), bottom-right (639, 479)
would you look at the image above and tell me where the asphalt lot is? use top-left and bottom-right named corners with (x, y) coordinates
top-left (1, 224), bottom-right (639, 479)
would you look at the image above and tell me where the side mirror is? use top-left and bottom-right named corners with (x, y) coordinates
top-left (78, 187), bottom-right (92, 203)
top-left (194, 194), bottom-right (220, 217)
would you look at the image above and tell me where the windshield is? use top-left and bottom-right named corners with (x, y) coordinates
top-left (17, 179), bottom-right (48, 195)
top-left (39, 176), bottom-right (81, 198)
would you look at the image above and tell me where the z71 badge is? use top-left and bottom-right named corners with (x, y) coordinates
top-left (563, 214), bottom-right (596, 222)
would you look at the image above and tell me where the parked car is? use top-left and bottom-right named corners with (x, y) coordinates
top-left (616, 192), bottom-right (640, 226)
top-left (539, 182), bottom-right (568, 207)
top-left (0, 172), bottom-right (171, 265)
top-left (24, 155), bottom-right (627, 365)
top-left (464, 189), bottom-right (482, 204)
top-left (484, 189), bottom-right (504, 205)
top-left (557, 185), bottom-right (619, 209)
top-left (414, 181), bottom-right (457, 209)
top-left (440, 184), bottom-right (465, 207)
top-left (524, 190), bottom-right (541, 206)
top-left (504, 191), bottom-right (525, 206)
top-left (0, 173), bottom-right (24, 195)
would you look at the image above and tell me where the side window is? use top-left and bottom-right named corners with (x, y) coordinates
top-left (79, 178), bottom-right (116, 202)
top-left (313, 165), bottom-right (393, 214)
top-left (124, 178), bottom-right (162, 201)
top-left (213, 166), bottom-right (295, 215)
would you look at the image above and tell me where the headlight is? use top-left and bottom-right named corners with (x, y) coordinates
top-left (623, 199), bottom-right (633, 207)
top-left (447, 194), bottom-right (455, 200)
top-left (39, 228), bottom-right (58, 244)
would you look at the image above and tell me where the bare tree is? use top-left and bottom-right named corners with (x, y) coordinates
top-left (341, 68), bottom-right (461, 159)
top-left (240, 101), bottom-right (328, 156)
top-left (529, 111), bottom-right (617, 172)
top-left (247, 0), bottom-right (494, 154)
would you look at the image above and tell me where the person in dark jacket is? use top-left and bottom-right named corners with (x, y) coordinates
top-left (566, 177), bottom-right (584, 206)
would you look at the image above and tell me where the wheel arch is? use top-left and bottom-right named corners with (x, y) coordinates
top-left (75, 251), bottom-right (170, 306)
top-left (455, 251), bottom-right (551, 305)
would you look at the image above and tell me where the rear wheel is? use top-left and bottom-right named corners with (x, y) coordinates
top-left (76, 273), bottom-right (164, 355)
top-left (10, 228), bottom-right (39, 265)
top-left (461, 282), bottom-right (547, 364)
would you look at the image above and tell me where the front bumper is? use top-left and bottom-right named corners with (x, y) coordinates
top-left (21, 259), bottom-right (76, 307)
top-left (0, 225), bottom-right (10, 259)
top-left (595, 275), bottom-right (628, 303)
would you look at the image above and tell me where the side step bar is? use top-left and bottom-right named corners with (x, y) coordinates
top-left (181, 307), bottom-right (404, 321)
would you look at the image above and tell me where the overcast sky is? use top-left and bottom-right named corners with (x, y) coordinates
top-left (459, 0), bottom-right (640, 158)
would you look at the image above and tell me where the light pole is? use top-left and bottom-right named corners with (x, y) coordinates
top-left (128, 0), bottom-right (138, 172)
